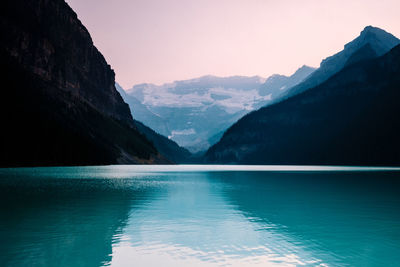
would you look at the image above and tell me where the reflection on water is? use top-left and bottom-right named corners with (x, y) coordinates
top-left (0, 166), bottom-right (400, 266)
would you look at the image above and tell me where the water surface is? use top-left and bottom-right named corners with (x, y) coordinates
top-left (1, 165), bottom-right (400, 266)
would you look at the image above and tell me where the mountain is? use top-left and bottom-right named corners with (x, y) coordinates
top-left (283, 26), bottom-right (400, 99)
top-left (124, 67), bottom-right (314, 153)
top-left (120, 26), bottom-right (397, 154)
top-left (126, 76), bottom-right (266, 152)
top-left (0, 0), bottom-right (165, 166)
top-left (205, 43), bottom-right (400, 165)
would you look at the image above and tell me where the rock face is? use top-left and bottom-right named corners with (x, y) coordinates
top-left (2, 0), bottom-right (133, 122)
top-left (205, 44), bottom-right (400, 165)
top-left (0, 0), bottom-right (163, 166)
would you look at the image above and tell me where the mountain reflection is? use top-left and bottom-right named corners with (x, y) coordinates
top-left (215, 171), bottom-right (400, 265)
top-left (110, 172), bottom-right (329, 266)
top-left (1, 167), bottom-right (400, 266)
top-left (0, 168), bottom-right (152, 267)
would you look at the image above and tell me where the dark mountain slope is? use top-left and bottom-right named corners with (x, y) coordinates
top-left (205, 44), bottom-right (400, 165)
top-left (344, 43), bottom-right (377, 67)
top-left (0, 0), bottom-right (164, 166)
top-left (133, 121), bottom-right (192, 163)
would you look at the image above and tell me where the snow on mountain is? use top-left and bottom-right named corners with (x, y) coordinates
top-left (121, 67), bottom-right (314, 152)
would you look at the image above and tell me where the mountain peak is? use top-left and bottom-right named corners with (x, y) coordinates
top-left (361, 25), bottom-right (382, 34)
top-left (282, 26), bottom-right (399, 99)
top-left (359, 25), bottom-right (398, 42)
top-left (344, 25), bottom-right (400, 56)
top-left (290, 65), bottom-right (316, 81)
top-left (294, 65), bottom-right (316, 74)
top-left (299, 64), bottom-right (314, 69)
top-left (318, 26), bottom-right (400, 68)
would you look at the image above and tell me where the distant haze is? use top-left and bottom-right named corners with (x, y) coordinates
top-left (66, 0), bottom-right (400, 88)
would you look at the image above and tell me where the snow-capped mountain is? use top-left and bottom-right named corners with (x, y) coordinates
top-left (120, 67), bottom-right (314, 152)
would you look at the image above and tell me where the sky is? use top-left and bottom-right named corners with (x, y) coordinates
top-left (66, 0), bottom-right (400, 89)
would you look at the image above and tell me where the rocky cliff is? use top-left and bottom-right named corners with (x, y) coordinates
top-left (0, 0), bottom-right (165, 166)
top-left (1, 0), bottom-right (132, 122)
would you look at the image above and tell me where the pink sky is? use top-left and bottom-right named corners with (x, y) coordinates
top-left (66, 0), bottom-right (400, 89)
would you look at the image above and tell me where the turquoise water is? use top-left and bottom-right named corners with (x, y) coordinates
top-left (1, 165), bottom-right (400, 266)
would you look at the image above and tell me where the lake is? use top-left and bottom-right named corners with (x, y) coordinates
top-left (1, 165), bottom-right (400, 266)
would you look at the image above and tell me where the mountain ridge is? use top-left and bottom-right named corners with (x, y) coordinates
top-left (283, 25), bottom-right (400, 99)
